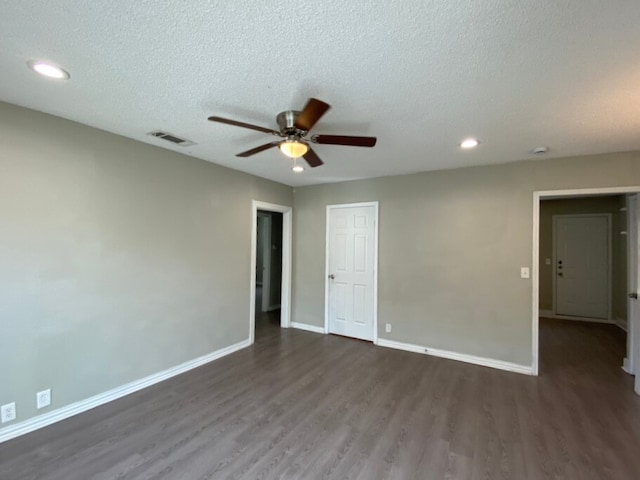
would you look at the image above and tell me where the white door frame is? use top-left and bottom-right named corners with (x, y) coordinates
top-left (551, 213), bottom-right (613, 321)
top-left (532, 186), bottom-right (640, 376)
top-left (249, 200), bottom-right (292, 344)
top-left (324, 201), bottom-right (379, 343)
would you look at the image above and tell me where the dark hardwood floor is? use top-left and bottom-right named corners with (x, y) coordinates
top-left (1, 317), bottom-right (639, 479)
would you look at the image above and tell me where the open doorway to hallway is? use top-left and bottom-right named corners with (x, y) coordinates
top-left (534, 188), bottom-right (640, 395)
top-left (255, 210), bottom-right (283, 338)
top-left (248, 200), bottom-right (292, 344)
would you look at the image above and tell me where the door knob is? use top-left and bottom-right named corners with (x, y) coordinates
top-left (328, 274), bottom-right (335, 280)
top-left (629, 292), bottom-right (638, 299)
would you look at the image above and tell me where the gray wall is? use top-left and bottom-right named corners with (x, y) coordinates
top-left (0, 102), bottom-right (292, 425)
top-left (292, 151), bottom-right (640, 367)
top-left (538, 196), bottom-right (627, 321)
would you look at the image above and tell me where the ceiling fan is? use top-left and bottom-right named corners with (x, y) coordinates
top-left (208, 98), bottom-right (377, 169)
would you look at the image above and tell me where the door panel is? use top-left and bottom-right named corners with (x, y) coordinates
top-left (335, 282), bottom-right (347, 321)
top-left (328, 205), bottom-right (376, 341)
top-left (555, 215), bottom-right (610, 319)
top-left (353, 284), bottom-right (367, 325)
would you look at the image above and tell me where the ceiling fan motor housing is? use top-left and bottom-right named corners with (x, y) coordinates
top-left (277, 110), bottom-right (303, 134)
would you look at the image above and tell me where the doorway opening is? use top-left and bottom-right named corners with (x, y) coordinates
top-left (249, 201), bottom-right (292, 344)
top-left (532, 187), bottom-right (640, 395)
top-left (255, 210), bottom-right (283, 336)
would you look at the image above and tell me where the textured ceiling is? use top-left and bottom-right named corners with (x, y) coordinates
top-left (1, 1), bottom-right (640, 187)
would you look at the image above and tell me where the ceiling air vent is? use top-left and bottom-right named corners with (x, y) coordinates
top-left (147, 131), bottom-right (196, 147)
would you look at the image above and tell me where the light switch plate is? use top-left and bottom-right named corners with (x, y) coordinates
top-left (545, 258), bottom-right (551, 265)
top-left (520, 267), bottom-right (530, 279)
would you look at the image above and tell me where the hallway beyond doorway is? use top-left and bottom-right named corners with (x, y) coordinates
top-left (255, 285), bottom-right (281, 338)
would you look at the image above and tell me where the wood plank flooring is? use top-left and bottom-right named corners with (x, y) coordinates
top-left (1, 317), bottom-right (639, 479)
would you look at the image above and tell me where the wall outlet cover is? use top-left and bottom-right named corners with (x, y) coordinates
top-left (1, 402), bottom-right (16, 423)
top-left (385, 323), bottom-right (392, 333)
top-left (37, 389), bottom-right (51, 409)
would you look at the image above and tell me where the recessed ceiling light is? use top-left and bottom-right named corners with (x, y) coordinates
top-left (27, 60), bottom-right (70, 80)
top-left (460, 138), bottom-right (479, 149)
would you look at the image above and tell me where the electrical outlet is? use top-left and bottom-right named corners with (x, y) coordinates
top-left (385, 323), bottom-right (392, 333)
top-left (37, 389), bottom-right (51, 409)
top-left (1, 402), bottom-right (16, 423)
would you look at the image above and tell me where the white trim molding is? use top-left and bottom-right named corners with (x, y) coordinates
top-left (623, 357), bottom-right (632, 374)
top-left (616, 317), bottom-right (628, 332)
top-left (377, 338), bottom-right (534, 375)
top-left (291, 322), bottom-right (326, 334)
top-left (0, 338), bottom-right (251, 444)
top-left (540, 311), bottom-right (616, 325)
top-left (250, 200), bottom-right (293, 344)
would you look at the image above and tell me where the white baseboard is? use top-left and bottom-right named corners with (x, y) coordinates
top-left (622, 357), bottom-right (633, 374)
top-left (376, 338), bottom-right (534, 375)
top-left (0, 338), bottom-right (251, 444)
top-left (615, 317), bottom-right (628, 332)
top-left (539, 309), bottom-right (615, 325)
top-left (291, 322), bottom-right (325, 334)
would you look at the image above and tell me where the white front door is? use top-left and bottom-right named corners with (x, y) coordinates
top-left (327, 203), bottom-right (377, 341)
top-left (554, 215), bottom-right (610, 319)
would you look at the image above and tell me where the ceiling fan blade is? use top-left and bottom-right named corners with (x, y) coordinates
top-left (208, 116), bottom-right (277, 134)
top-left (312, 134), bottom-right (377, 147)
top-left (236, 141), bottom-right (281, 157)
top-left (294, 98), bottom-right (331, 131)
top-left (303, 147), bottom-right (324, 168)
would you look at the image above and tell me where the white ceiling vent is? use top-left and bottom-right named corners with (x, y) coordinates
top-left (147, 131), bottom-right (196, 147)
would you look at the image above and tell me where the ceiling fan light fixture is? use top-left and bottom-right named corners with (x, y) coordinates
top-left (279, 139), bottom-right (308, 158)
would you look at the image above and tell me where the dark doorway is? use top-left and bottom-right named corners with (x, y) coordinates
top-left (255, 210), bottom-right (283, 336)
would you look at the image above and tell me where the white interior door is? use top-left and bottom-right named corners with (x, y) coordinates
top-left (554, 215), bottom-right (610, 319)
top-left (327, 204), bottom-right (377, 341)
